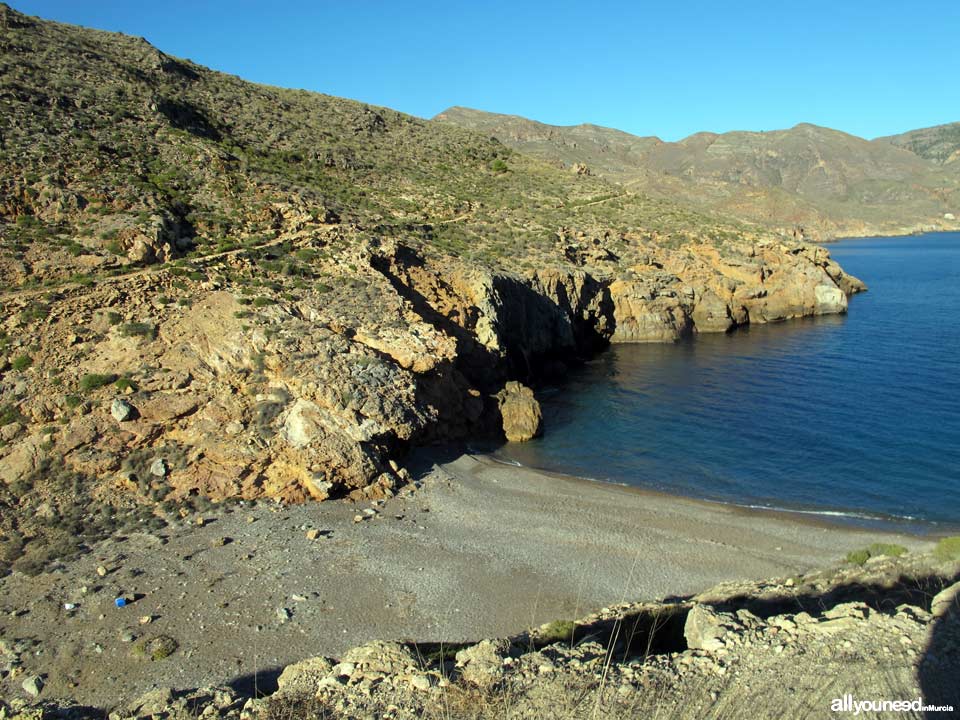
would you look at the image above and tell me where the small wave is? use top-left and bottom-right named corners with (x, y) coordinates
top-left (486, 455), bottom-right (523, 468)
top-left (733, 502), bottom-right (918, 523)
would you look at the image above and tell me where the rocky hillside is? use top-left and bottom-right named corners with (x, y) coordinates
top-left (877, 122), bottom-right (960, 165)
top-left (0, 4), bottom-right (865, 575)
top-left (3, 550), bottom-right (956, 718)
top-left (435, 107), bottom-right (960, 240)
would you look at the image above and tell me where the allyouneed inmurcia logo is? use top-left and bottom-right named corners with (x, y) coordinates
top-left (831, 695), bottom-right (954, 715)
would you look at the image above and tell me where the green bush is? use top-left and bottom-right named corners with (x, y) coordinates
top-left (934, 536), bottom-right (960, 562)
top-left (252, 296), bottom-right (275, 307)
top-left (11, 354), bottom-right (33, 371)
top-left (537, 619), bottom-right (576, 644)
top-left (489, 159), bottom-right (508, 173)
top-left (64, 394), bottom-right (82, 409)
top-left (846, 542), bottom-right (908, 566)
top-left (119, 322), bottom-right (156, 339)
top-left (845, 549), bottom-right (870, 566)
top-left (0, 403), bottom-right (24, 425)
top-left (114, 377), bottom-right (138, 392)
top-left (79, 373), bottom-right (117, 393)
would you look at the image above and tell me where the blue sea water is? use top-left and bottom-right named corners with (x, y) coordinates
top-left (495, 233), bottom-right (960, 531)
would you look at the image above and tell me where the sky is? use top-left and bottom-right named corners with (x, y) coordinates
top-left (11, 0), bottom-right (960, 142)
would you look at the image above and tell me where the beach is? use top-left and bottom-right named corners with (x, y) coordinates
top-left (0, 449), bottom-right (931, 706)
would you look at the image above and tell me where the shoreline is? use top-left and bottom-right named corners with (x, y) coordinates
top-left (817, 227), bottom-right (959, 243)
top-left (475, 449), bottom-right (954, 538)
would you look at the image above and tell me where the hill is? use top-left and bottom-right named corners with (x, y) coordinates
top-left (877, 121), bottom-right (960, 165)
top-left (435, 108), bottom-right (960, 239)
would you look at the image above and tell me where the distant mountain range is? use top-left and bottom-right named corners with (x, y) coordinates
top-left (435, 107), bottom-right (960, 240)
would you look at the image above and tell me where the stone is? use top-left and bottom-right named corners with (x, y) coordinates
top-left (456, 639), bottom-right (509, 688)
top-left (110, 398), bottom-right (135, 422)
top-left (496, 381), bottom-right (543, 442)
top-left (683, 604), bottom-right (730, 652)
top-left (275, 656), bottom-right (334, 696)
top-left (21, 674), bottom-right (43, 697)
top-left (407, 674), bottom-right (431, 691)
top-left (149, 457), bottom-right (168, 477)
top-left (306, 529), bottom-right (320, 540)
top-left (128, 687), bottom-right (174, 715)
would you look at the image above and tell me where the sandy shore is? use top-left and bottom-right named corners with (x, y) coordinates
top-left (0, 449), bottom-right (932, 706)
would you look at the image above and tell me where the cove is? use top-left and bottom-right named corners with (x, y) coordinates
top-left (493, 233), bottom-right (960, 531)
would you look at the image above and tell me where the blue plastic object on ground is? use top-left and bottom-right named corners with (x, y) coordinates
top-left (115, 597), bottom-right (127, 608)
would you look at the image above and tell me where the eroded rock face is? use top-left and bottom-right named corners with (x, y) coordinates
top-left (496, 382), bottom-right (543, 442)
top-left (0, 231), bottom-right (863, 520)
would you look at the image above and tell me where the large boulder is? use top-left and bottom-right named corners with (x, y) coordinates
top-left (455, 639), bottom-right (510, 688)
top-left (496, 381), bottom-right (542, 442)
top-left (683, 604), bottom-right (733, 652)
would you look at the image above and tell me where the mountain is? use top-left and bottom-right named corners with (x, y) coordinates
top-left (877, 121), bottom-right (960, 165)
top-left (435, 109), bottom-right (960, 239)
top-left (0, 2), bottom-right (865, 587)
top-left (434, 106), bottom-right (663, 181)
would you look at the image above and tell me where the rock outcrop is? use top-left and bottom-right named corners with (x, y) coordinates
top-left (496, 381), bottom-right (543, 442)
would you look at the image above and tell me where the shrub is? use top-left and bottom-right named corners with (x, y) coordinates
top-left (934, 536), bottom-right (960, 562)
top-left (489, 159), bottom-right (508, 173)
top-left (114, 377), bottom-right (138, 392)
top-left (11, 354), bottom-right (33, 371)
top-left (252, 296), bottom-right (275, 308)
top-left (19, 302), bottom-right (49, 322)
top-left (64, 394), bottom-right (82, 409)
top-left (846, 542), bottom-right (908, 566)
top-left (0, 404), bottom-right (24, 425)
top-left (133, 635), bottom-right (179, 661)
top-left (119, 322), bottom-right (156, 339)
top-left (79, 373), bottom-right (117, 393)
top-left (537, 619), bottom-right (576, 644)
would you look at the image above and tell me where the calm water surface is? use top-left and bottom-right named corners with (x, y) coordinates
top-left (495, 233), bottom-right (960, 531)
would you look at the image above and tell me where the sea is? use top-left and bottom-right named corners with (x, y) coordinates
top-left (493, 232), bottom-right (960, 532)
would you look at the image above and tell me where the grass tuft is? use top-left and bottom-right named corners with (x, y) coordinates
top-left (933, 536), bottom-right (960, 563)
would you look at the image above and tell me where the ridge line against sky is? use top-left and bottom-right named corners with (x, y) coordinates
top-left (10, 0), bottom-right (960, 142)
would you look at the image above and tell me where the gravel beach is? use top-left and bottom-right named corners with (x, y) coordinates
top-left (0, 449), bottom-right (931, 706)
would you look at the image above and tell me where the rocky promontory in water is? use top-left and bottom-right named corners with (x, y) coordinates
top-left (0, 5), bottom-right (867, 577)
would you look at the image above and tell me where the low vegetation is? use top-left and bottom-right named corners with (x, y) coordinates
top-left (845, 542), bottom-right (909, 566)
top-left (933, 536), bottom-right (960, 563)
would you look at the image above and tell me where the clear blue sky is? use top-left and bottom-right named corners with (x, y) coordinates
top-left (11, 0), bottom-right (960, 141)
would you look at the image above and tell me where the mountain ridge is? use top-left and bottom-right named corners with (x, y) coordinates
top-left (434, 106), bottom-right (960, 240)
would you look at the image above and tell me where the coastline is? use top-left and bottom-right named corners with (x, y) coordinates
top-left (480, 448), bottom-right (954, 537)
top-left (0, 448), bottom-right (934, 705)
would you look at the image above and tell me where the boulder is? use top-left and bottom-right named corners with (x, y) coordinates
top-left (275, 656), bottom-right (334, 696)
top-left (683, 604), bottom-right (730, 652)
top-left (111, 398), bottom-right (136, 422)
top-left (456, 639), bottom-right (510, 688)
top-left (342, 641), bottom-right (418, 675)
top-left (496, 381), bottom-right (542, 442)
top-left (21, 674), bottom-right (43, 697)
